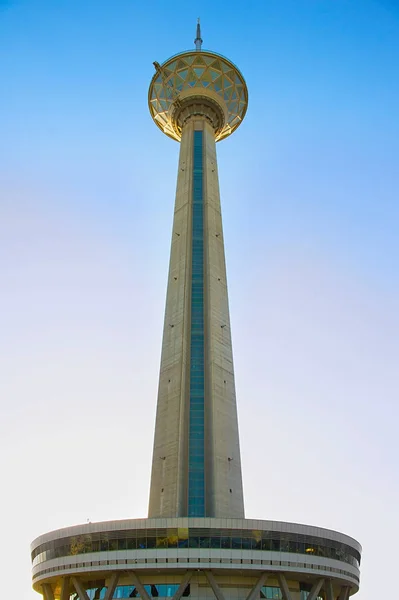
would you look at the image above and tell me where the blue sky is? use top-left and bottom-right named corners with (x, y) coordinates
top-left (0, 2), bottom-right (398, 599)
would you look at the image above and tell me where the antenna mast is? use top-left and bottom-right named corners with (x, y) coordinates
top-left (194, 18), bottom-right (203, 51)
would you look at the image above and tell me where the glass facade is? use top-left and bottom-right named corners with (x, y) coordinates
top-left (69, 584), bottom-right (324, 599)
top-left (188, 130), bottom-right (205, 517)
top-left (260, 587), bottom-right (282, 599)
top-left (32, 527), bottom-right (360, 569)
top-left (299, 585), bottom-right (323, 600)
top-left (259, 586), bottom-right (323, 600)
top-left (72, 584), bottom-right (182, 599)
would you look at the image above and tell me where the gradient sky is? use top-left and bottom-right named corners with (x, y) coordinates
top-left (1, 1), bottom-right (398, 599)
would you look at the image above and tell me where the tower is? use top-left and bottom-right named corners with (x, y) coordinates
top-left (147, 22), bottom-right (247, 521)
top-left (31, 24), bottom-right (361, 600)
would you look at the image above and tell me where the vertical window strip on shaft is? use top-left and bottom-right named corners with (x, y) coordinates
top-left (188, 130), bottom-right (205, 516)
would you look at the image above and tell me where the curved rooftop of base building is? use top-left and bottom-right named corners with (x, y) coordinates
top-left (31, 517), bottom-right (361, 594)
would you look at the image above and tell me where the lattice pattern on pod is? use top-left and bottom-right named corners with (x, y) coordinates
top-left (148, 51), bottom-right (248, 142)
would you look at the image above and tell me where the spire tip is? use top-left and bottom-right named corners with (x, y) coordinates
top-left (194, 18), bottom-right (203, 51)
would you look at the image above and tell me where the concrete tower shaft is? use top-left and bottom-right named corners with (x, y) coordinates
top-left (148, 116), bottom-right (244, 518)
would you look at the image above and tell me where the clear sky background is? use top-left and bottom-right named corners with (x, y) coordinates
top-left (1, 1), bottom-right (398, 599)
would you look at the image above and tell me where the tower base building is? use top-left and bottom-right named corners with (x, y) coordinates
top-left (32, 518), bottom-right (360, 600)
top-left (31, 25), bottom-right (361, 600)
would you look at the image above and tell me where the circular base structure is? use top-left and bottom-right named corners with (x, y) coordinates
top-left (31, 518), bottom-right (360, 599)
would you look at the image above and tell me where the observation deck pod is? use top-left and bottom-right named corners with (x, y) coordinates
top-left (148, 50), bottom-right (248, 142)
